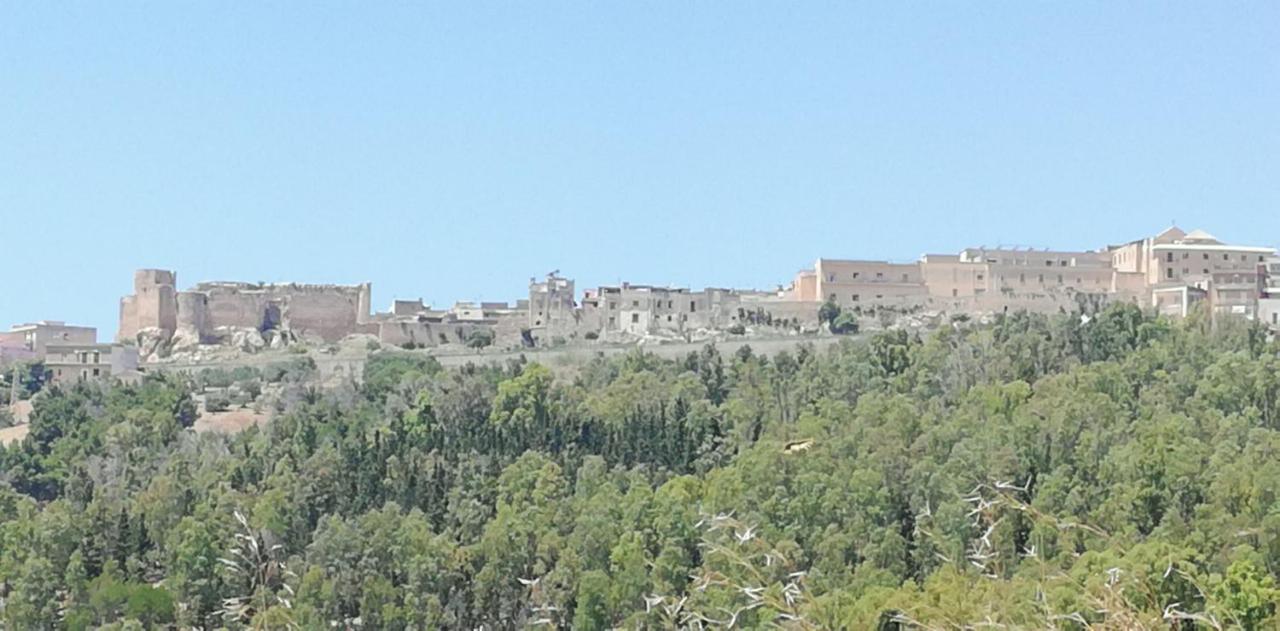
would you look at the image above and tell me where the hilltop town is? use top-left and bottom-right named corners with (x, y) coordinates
top-left (4, 225), bottom-right (1279, 385)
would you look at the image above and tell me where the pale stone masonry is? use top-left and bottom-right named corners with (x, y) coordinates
top-left (106, 226), bottom-right (1279, 358)
top-left (1, 321), bottom-right (141, 384)
top-left (790, 226), bottom-right (1275, 322)
top-left (44, 343), bottom-right (140, 384)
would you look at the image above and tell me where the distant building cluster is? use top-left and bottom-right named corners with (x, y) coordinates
top-left (790, 227), bottom-right (1277, 320)
top-left (3, 225), bottom-right (1278, 382)
top-left (0, 320), bottom-right (139, 384)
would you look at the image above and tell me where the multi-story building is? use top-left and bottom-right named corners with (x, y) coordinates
top-left (1110, 228), bottom-right (1274, 320)
top-left (790, 226), bottom-right (1275, 322)
top-left (811, 259), bottom-right (928, 308)
top-left (43, 343), bottom-right (140, 384)
top-left (4, 321), bottom-right (97, 357)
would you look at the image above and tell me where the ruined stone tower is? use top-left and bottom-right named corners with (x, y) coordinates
top-left (118, 269), bottom-right (177, 342)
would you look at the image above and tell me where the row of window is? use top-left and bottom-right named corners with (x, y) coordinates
top-left (607, 313), bottom-right (691, 325)
top-left (605, 299), bottom-right (699, 312)
top-left (51, 368), bottom-right (102, 379)
top-left (826, 272), bottom-right (913, 283)
top-left (1165, 252), bottom-right (1264, 263)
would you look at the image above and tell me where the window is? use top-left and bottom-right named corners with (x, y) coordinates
top-left (1182, 252), bottom-right (1189, 259)
top-left (608, 301), bottom-right (616, 310)
top-left (632, 300), bottom-right (639, 307)
top-left (1182, 268), bottom-right (1189, 275)
top-left (952, 289), bottom-right (958, 297)
top-left (1224, 254), bottom-right (1230, 261)
top-left (976, 274), bottom-right (985, 281)
top-left (631, 313), bottom-right (639, 323)
top-left (851, 295), bottom-right (859, 302)
top-left (1167, 252), bottom-right (1174, 262)
top-left (608, 316), bottom-right (616, 325)
top-left (93, 369), bottom-right (100, 377)
top-left (1203, 253), bottom-right (1209, 260)
top-left (827, 274), bottom-right (836, 282)
top-left (667, 315), bottom-right (672, 322)
top-left (1203, 269), bottom-right (1209, 275)
top-left (1019, 273), bottom-right (1025, 284)
top-left (852, 272), bottom-right (860, 279)
top-left (93, 351), bottom-right (100, 364)
top-left (1167, 268), bottom-right (1174, 279)
top-left (1057, 275), bottom-right (1063, 284)
top-left (902, 273), bottom-right (909, 282)
top-left (875, 294), bottom-right (883, 299)
top-left (1038, 274), bottom-right (1044, 283)
top-left (1046, 261), bottom-right (1054, 267)
top-left (875, 272), bottom-right (884, 279)
top-left (690, 301), bottom-right (696, 312)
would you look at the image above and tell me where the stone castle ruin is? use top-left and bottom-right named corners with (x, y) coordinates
top-left (113, 227), bottom-right (1280, 361)
top-left (116, 268), bottom-right (818, 359)
top-left (119, 269), bottom-right (373, 356)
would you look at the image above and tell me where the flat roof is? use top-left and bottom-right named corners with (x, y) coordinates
top-left (1152, 243), bottom-right (1274, 253)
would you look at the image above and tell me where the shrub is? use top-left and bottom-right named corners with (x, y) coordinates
top-left (197, 368), bottom-right (234, 389)
top-left (727, 324), bottom-right (746, 335)
top-left (205, 392), bottom-right (231, 413)
top-left (584, 331), bottom-right (599, 341)
top-left (230, 366), bottom-right (261, 381)
top-left (237, 378), bottom-right (263, 400)
top-left (466, 329), bottom-right (495, 349)
top-left (262, 357), bottom-right (317, 383)
top-left (831, 312), bottom-right (859, 335)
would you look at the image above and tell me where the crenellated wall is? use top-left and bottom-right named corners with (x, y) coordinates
top-left (119, 270), bottom-right (373, 346)
top-left (193, 282), bottom-right (371, 343)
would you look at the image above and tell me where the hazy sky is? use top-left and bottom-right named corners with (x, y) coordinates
top-left (2, 3), bottom-right (1277, 335)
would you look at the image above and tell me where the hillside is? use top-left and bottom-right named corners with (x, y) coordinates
top-left (3, 304), bottom-right (1280, 629)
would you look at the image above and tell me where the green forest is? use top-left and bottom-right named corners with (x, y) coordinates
top-left (5, 304), bottom-right (1280, 629)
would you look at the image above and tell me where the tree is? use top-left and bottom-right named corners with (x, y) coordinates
top-left (818, 299), bottom-right (841, 327)
top-left (831, 312), bottom-right (859, 335)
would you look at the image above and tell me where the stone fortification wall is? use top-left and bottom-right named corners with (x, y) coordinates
top-left (840, 289), bottom-right (1134, 317)
top-left (118, 296), bottom-right (138, 342)
top-left (175, 292), bottom-right (210, 343)
top-left (740, 299), bottom-right (821, 326)
top-left (194, 282), bottom-right (370, 343)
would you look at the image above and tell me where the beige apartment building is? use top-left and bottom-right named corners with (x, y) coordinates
top-left (4, 321), bottom-right (98, 357)
top-left (1111, 227), bottom-right (1271, 286)
top-left (1110, 227), bottom-right (1273, 319)
top-left (790, 226), bottom-right (1275, 323)
top-left (811, 259), bottom-right (927, 308)
top-left (798, 246), bottom-right (1121, 310)
top-left (44, 342), bottom-right (141, 384)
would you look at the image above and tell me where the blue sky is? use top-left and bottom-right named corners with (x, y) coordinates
top-left (2, 3), bottom-right (1277, 335)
